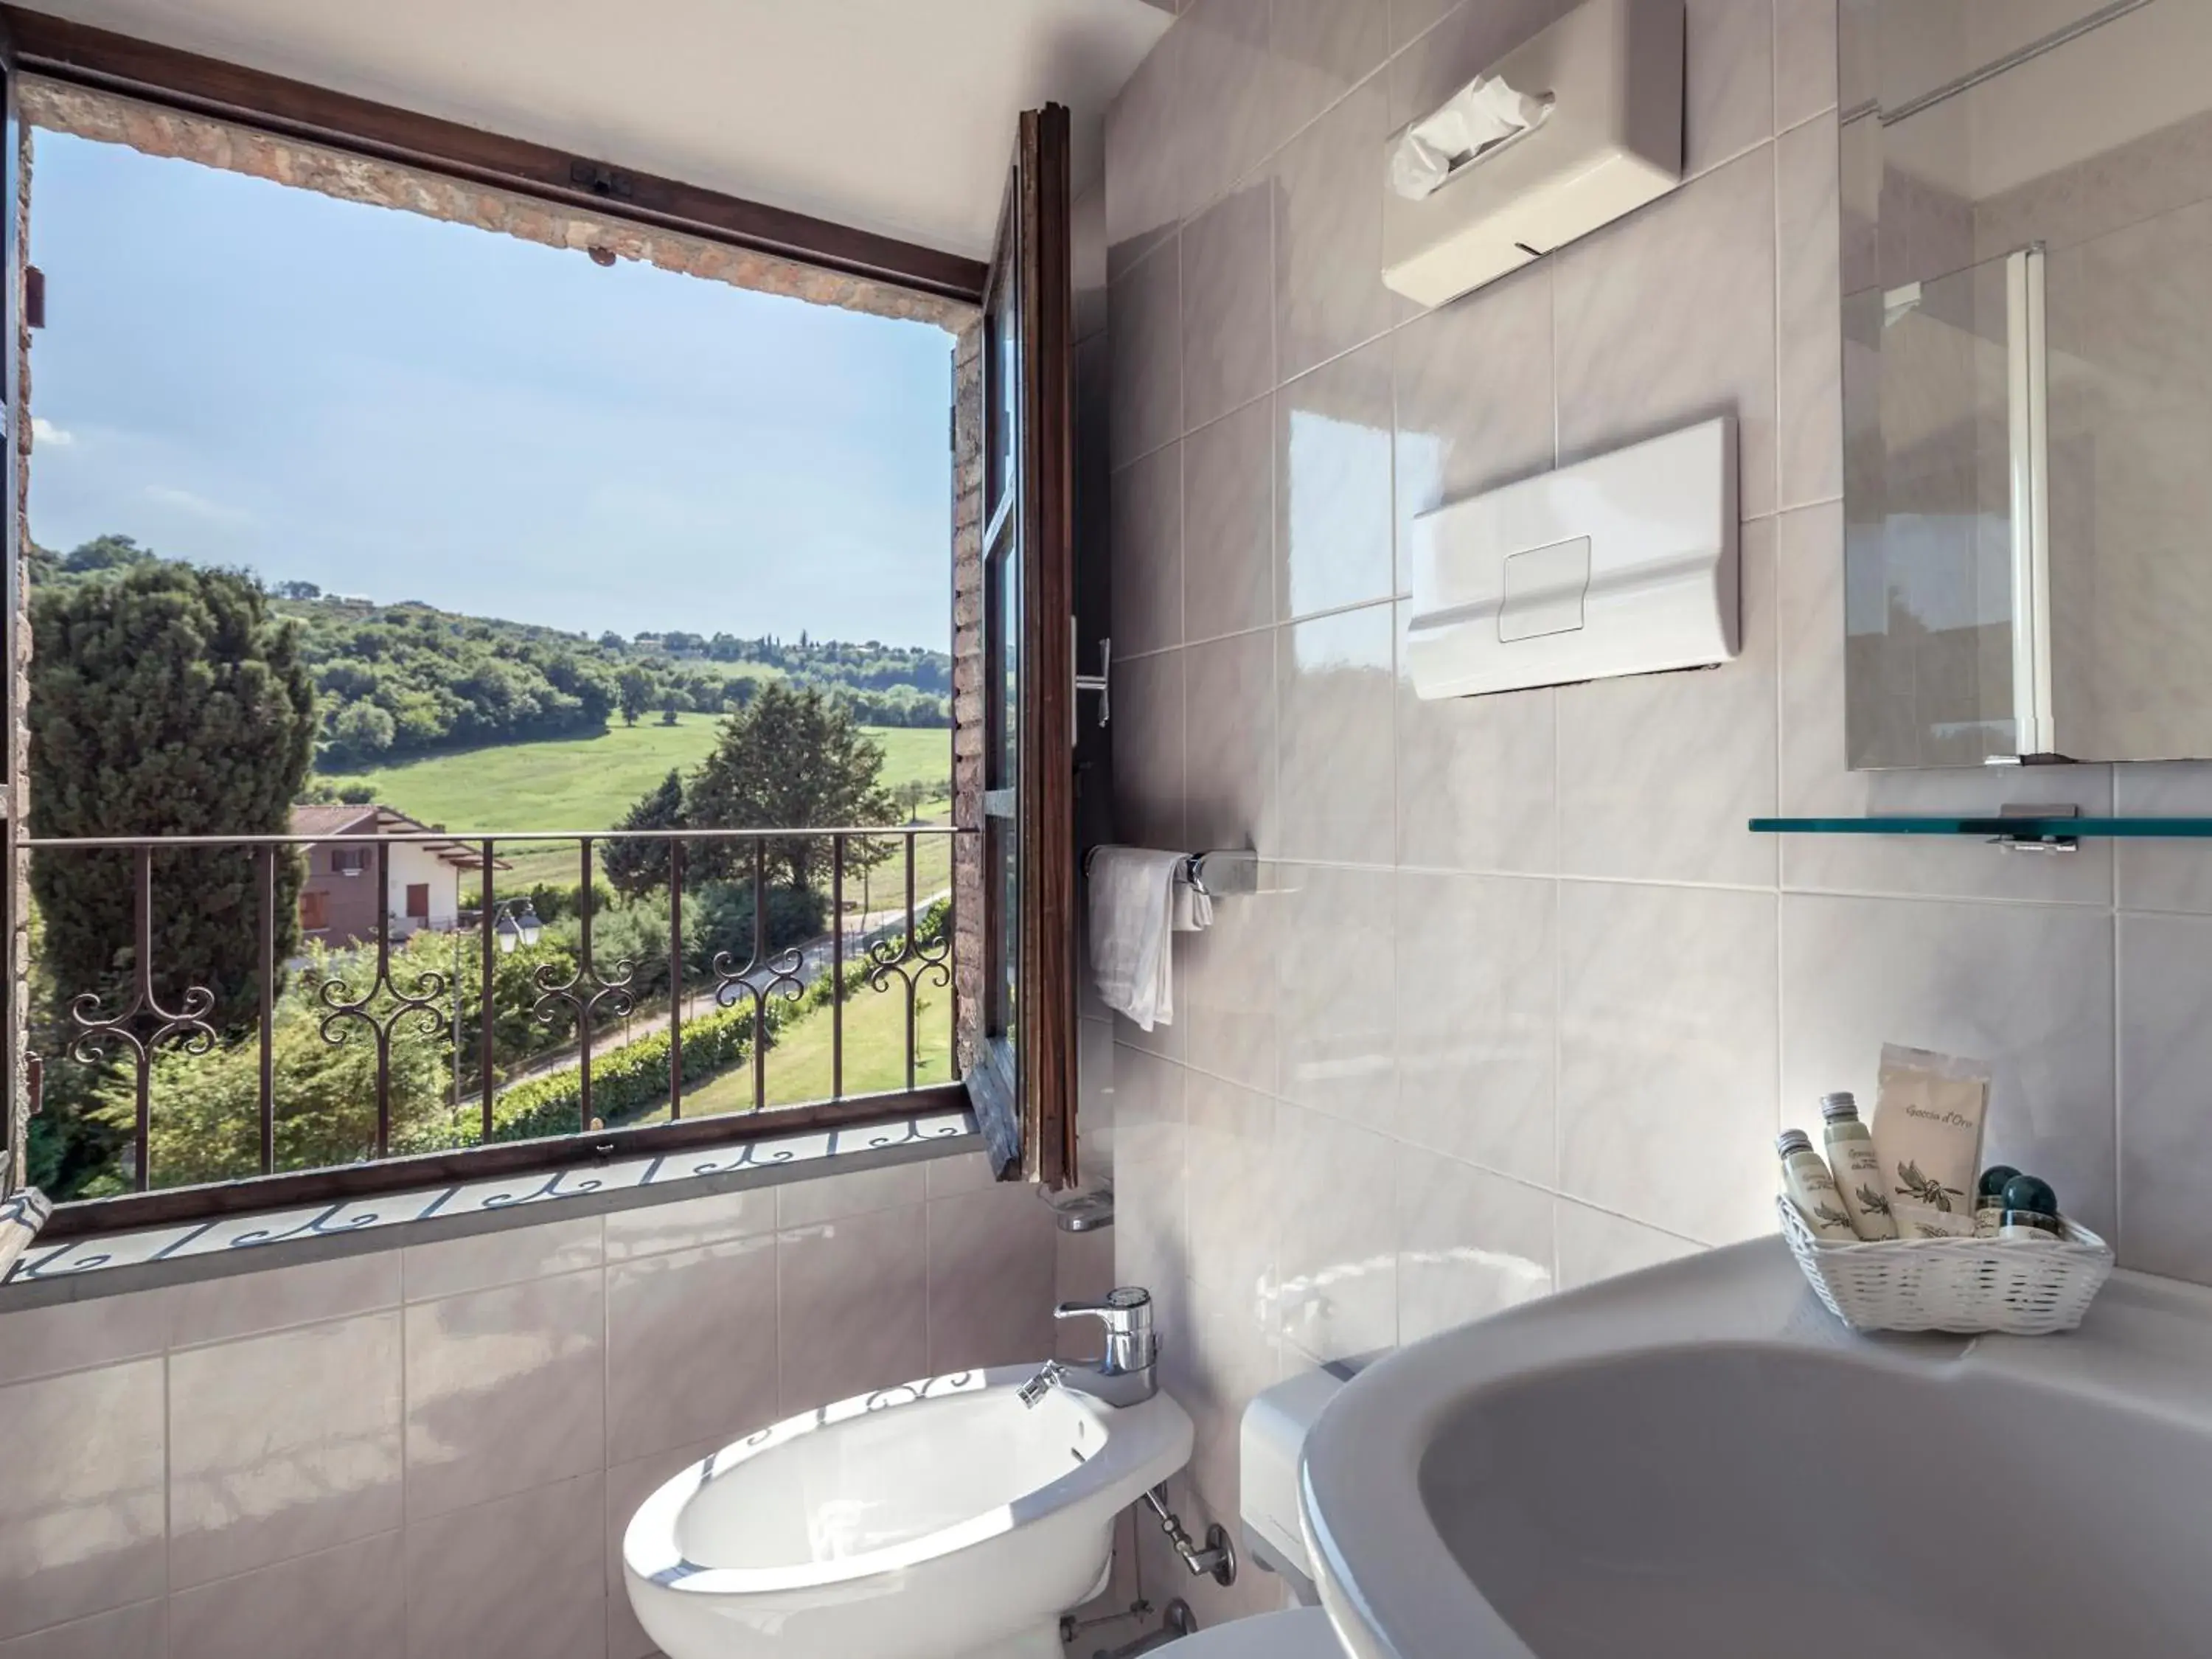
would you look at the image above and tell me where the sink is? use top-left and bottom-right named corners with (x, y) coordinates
top-left (1301, 1240), bottom-right (2212, 1659)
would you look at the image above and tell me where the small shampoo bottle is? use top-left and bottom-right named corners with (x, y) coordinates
top-left (1820, 1092), bottom-right (1898, 1240)
top-left (1778, 1130), bottom-right (1860, 1241)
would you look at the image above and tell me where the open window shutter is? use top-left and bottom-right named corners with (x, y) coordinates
top-left (962, 104), bottom-right (1076, 1187)
top-left (0, 20), bottom-right (22, 1197)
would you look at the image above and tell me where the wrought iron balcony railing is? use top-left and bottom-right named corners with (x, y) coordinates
top-left (21, 826), bottom-right (965, 1209)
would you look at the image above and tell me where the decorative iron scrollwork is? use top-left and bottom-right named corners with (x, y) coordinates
top-left (65, 848), bottom-right (221, 1191)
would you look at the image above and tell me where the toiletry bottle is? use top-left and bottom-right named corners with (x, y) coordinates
top-left (1820, 1092), bottom-right (1898, 1241)
top-left (1778, 1130), bottom-right (1860, 1241)
top-left (1997, 1175), bottom-right (2064, 1244)
top-left (1974, 1165), bottom-right (2021, 1239)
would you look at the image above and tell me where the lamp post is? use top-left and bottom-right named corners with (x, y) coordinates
top-left (491, 899), bottom-right (544, 955)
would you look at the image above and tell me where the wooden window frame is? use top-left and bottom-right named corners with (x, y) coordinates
top-left (0, 7), bottom-right (986, 302)
top-left (964, 106), bottom-right (1077, 1189)
top-left (0, 13), bottom-right (1015, 1225)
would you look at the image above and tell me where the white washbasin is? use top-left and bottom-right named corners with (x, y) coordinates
top-left (625, 1364), bottom-right (1191, 1659)
top-left (1302, 1240), bottom-right (2212, 1659)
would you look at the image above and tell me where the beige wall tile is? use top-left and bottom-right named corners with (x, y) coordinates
top-left (1554, 518), bottom-right (1778, 888)
top-left (1184, 627), bottom-right (1277, 856)
top-left (401, 1214), bottom-right (601, 1303)
top-left (170, 1531), bottom-right (403, 1659)
top-left (778, 1205), bottom-right (929, 1412)
top-left (1394, 872), bottom-right (1556, 1186)
top-left (1775, 0), bottom-right (1840, 131)
top-left (0, 1360), bottom-right (165, 1640)
top-left (169, 1312), bottom-right (403, 1587)
top-left (1276, 335), bottom-right (1394, 621)
top-left (1554, 146), bottom-right (1779, 518)
top-left (605, 1235), bottom-right (779, 1464)
top-left (1276, 605), bottom-right (1396, 865)
top-left (1271, 78), bottom-right (1393, 382)
top-left (404, 1473), bottom-right (603, 1659)
top-left (1110, 439), bottom-right (1186, 655)
top-left (602, 1185), bottom-right (775, 1261)
top-left (0, 1601), bottom-right (164, 1659)
top-left (1557, 882), bottom-right (1779, 1245)
top-left (926, 1183), bottom-right (1058, 1373)
top-left (0, 1288), bottom-right (166, 1388)
top-left (1181, 184), bottom-right (1276, 433)
top-left (1683, 0), bottom-right (1775, 178)
top-left (1397, 1154), bottom-right (1554, 1343)
top-left (169, 1251), bottom-right (400, 1348)
top-left (403, 1269), bottom-right (605, 1520)
top-left (1183, 398), bottom-right (1274, 641)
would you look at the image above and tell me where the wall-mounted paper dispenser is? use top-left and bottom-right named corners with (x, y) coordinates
top-left (1405, 417), bottom-right (1738, 700)
top-left (1381, 0), bottom-right (1683, 309)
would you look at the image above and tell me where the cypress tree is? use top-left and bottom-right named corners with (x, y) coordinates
top-left (29, 560), bottom-right (318, 1034)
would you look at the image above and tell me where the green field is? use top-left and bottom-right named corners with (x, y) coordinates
top-left (661, 973), bottom-right (954, 1119)
top-left (320, 719), bottom-right (953, 889)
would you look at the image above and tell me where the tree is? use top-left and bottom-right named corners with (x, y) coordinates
top-left (618, 667), bottom-right (653, 727)
top-left (272, 579), bottom-right (322, 601)
top-left (658, 695), bottom-right (681, 726)
top-left (330, 697), bottom-right (396, 757)
top-left (602, 768), bottom-right (686, 899)
top-left (60, 534), bottom-right (156, 575)
top-left (686, 684), bottom-right (896, 890)
top-left (29, 560), bottom-right (318, 1038)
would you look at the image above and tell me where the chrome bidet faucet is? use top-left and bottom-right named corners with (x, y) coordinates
top-left (1019, 1287), bottom-right (1158, 1409)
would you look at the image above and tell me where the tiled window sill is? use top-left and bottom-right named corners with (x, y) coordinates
top-left (1, 1106), bottom-right (981, 1308)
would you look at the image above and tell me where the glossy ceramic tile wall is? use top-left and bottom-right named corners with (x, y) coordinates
top-left (1097, 0), bottom-right (2212, 1618)
top-left (0, 1153), bottom-right (1056, 1659)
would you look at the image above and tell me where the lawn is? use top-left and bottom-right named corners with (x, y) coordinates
top-left (654, 971), bottom-right (955, 1119)
top-left (319, 719), bottom-right (953, 889)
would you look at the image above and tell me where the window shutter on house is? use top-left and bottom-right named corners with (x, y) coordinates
top-left (959, 104), bottom-right (1077, 1189)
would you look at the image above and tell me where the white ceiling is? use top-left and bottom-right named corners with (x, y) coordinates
top-left (17, 0), bottom-right (1173, 260)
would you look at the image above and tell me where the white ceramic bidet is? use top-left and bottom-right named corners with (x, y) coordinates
top-left (623, 1364), bottom-right (1192, 1659)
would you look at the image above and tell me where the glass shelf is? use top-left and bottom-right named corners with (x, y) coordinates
top-left (1750, 816), bottom-right (2212, 845)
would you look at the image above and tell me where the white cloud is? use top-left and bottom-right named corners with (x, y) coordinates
top-left (30, 417), bottom-right (73, 448)
top-left (145, 484), bottom-right (254, 527)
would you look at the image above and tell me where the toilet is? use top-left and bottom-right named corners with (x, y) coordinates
top-left (1164, 1368), bottom-right (1347, 1658)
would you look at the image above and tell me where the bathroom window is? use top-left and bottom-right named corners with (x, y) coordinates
top-left (0, 24), bottom-right (1085, 1225)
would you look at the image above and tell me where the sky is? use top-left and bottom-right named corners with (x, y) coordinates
top-left (25, 131), bottom-right (956, 651)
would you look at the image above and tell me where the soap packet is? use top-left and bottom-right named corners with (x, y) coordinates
top-left (1870, 1044), bottom-right (1992, 1241)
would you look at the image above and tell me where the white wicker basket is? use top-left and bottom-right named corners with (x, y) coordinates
top-left (1777, 1197), bottom-right (2114, 1335)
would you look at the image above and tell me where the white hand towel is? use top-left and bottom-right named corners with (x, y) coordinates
top-left (1088, 848), bottom-right (1186, 1032)
top-left (1170, 880), bottom-right (1214, 934)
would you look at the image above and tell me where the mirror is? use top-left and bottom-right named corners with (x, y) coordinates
top-left (1843, 0), bottom-right (2212, 767)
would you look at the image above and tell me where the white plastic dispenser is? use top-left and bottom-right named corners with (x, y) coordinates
top-left (1382, 0), bottom-right (1684, 308)
top-left (1405, 417), bottom-right (1739, 701)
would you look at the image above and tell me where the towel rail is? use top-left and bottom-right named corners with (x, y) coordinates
top-left (1082, 846), bottom-right (1259, 900)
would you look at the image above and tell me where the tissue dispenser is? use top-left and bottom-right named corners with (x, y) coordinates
top-left (1406, 417), bottom-right (1738, 701)
top-left (1382, 0), bottom-right (1683, 308)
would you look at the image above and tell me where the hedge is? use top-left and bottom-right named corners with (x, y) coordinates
top-left (397, 896), bottom-right (950, 1150)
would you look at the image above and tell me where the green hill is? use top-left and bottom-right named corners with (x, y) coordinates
top-left (34, 536), bottom-right (953, 773)
top-left (321, 719), bottom-right (953, 888)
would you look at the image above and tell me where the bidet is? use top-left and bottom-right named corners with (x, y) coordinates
top-left (624, 1356), bottom-right (1191, 1659)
